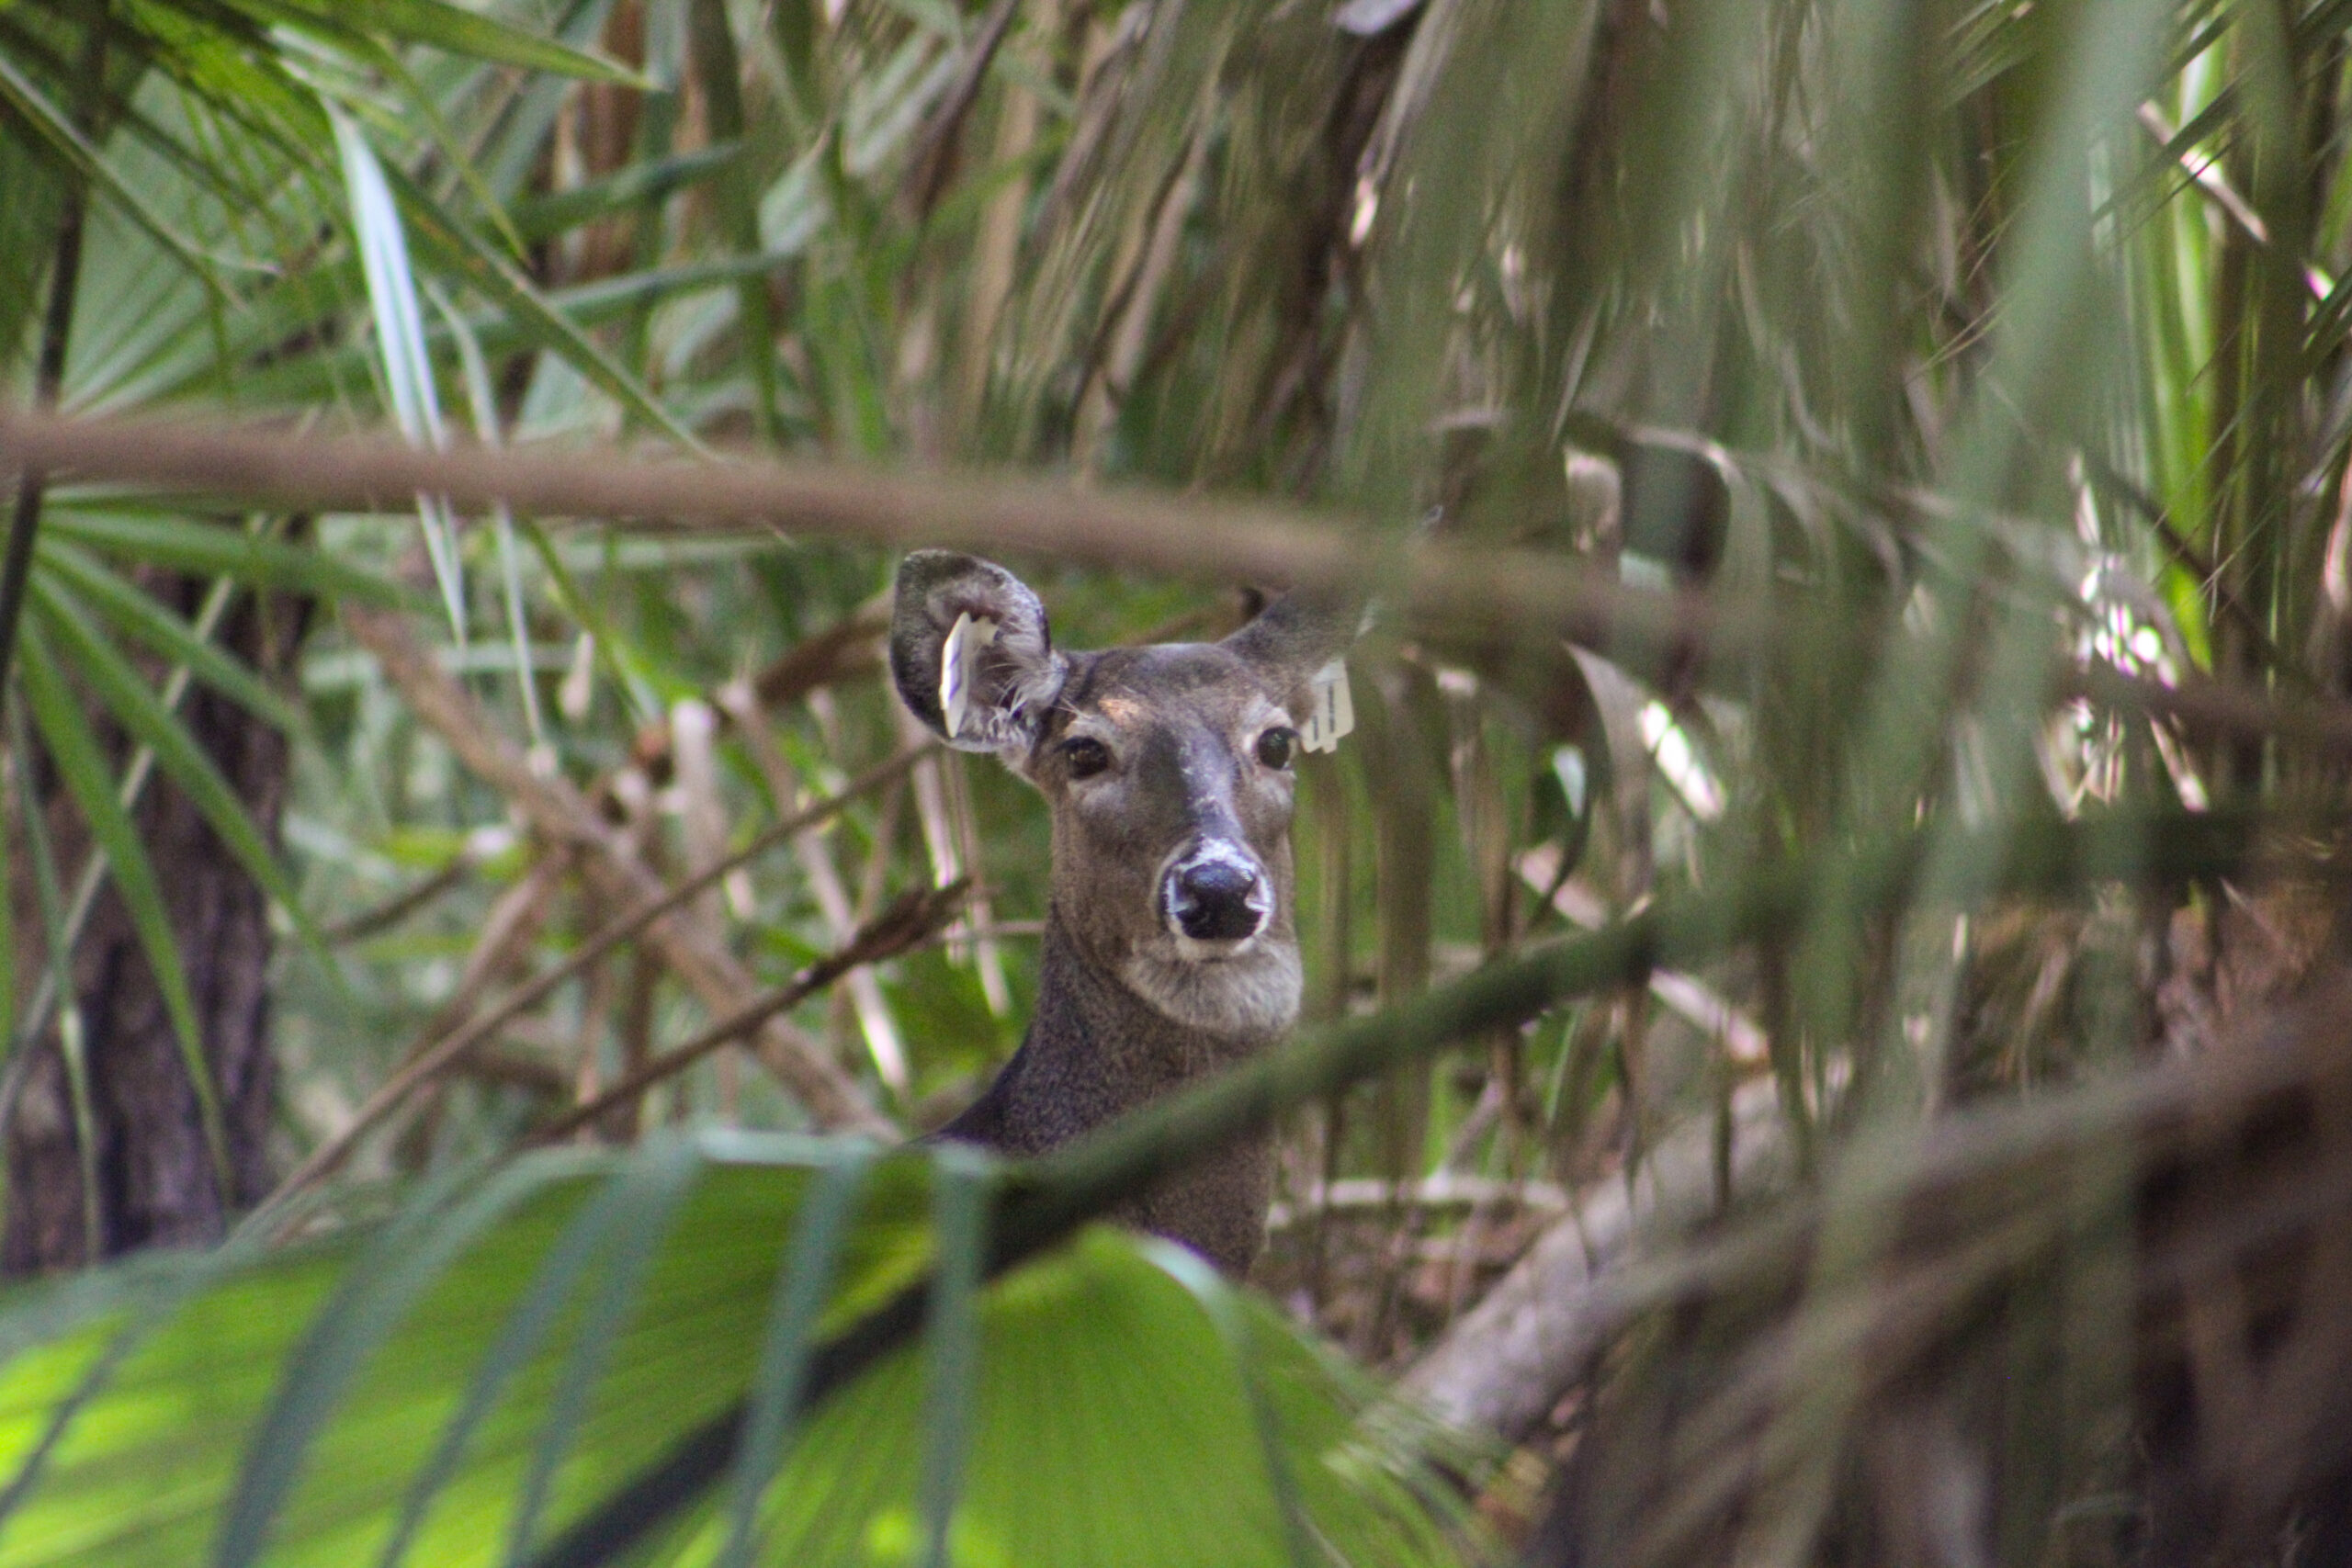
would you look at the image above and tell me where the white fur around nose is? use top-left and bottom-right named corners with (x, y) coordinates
top-left (1123, 838), bottom-right (1299, 1038)
top-left (1159, 839), bottom-right (1272, 953)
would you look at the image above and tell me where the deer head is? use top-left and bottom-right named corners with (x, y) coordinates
top-left (890, 551), bottom-right (1356, 1042)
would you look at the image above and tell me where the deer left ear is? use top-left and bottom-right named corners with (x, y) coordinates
top-left (1222, 586), bottom-right (1363, 701)
top-left (890, 551), bottom-right (1068, 757)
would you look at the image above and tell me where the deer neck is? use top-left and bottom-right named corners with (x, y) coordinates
top-left (1023, 906), bottom-right (1276, 1122)
top-left (985, 908), bottom-right (1273, 1274)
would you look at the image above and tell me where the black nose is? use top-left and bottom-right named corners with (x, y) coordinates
top-left (1170, 859), bottom-right (1264, 942)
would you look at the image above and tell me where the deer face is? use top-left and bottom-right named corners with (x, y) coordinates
top-left (890, 552), bottom-right (1352, 1038)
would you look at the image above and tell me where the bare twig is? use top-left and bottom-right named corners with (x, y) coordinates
top-left (322, 849), bottom-right (483, 945)
top-left (392, 850), bottom-right (574, 1069)
top-left (530, 880), bottom-right (968, 1144)
top-left (723, 679), bottom-right (910, 1089)
top-left (2067, 660), bottom-right (2352, 755)
top-left (1401, 1079), bottom-right (1788, 1439)
top-left (628, 595), bottom-right (888, 777)
top-left (342, 601), bottom-right (890, 1133)
top-left (1266, 1173), bottom-right (1571, 1228)
top-left (258, 615), bottom-right (929, 1208)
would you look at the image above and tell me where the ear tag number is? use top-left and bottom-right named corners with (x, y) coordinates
top-left (940, 613), bottom-right (999, 740)
top-left (1300, 659), bottom-right (1354, 753)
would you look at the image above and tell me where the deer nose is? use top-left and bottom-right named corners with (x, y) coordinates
top-left (1167, 854), bottom-right (1267, 943)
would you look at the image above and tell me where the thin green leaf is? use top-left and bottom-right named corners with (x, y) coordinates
top-left (332, 109), bottom-right (470, 645)
top-left (503, 1139), bottom-right (703, 1566)
top-left (919, 1145), bottom-right (992, 1568)
top-left (506, 144), bottom-right (742, 245)
top-left (0, 47), bottom-right (218, 293)
top-left (30, 581), bottom-right (326, 959)
top-left (375, 159), bottom-right (705, 451)
top-left (233, 251), bottom-right (814, 412)
top-left (719, 1145), bottom-right (881, 1568)
top-left (435, 279), bottom-right (546, 748)
top-left (34, 538), bottom-right (307, 733)
top-left (42, 509), bottom-right (420, 606)
top-left (223, 0), bottom-right (649, 85)
top-left (15, 624), bottom-right (232, 1209)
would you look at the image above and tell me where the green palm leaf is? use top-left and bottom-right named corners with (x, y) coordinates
top-left (28, 578), bottom-right (325, 960)
top-left (0, 1138), bottom-right (1474, 1568)
top-left (32, 538), bottom-right (305, 736)
top-left (13, 621), bottom-right (233, 1203)
top-left (40, 511), bottom-right (417, 609)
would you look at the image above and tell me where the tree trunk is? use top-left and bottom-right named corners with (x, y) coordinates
top-left (4, 581), bottom-right (303, 1270)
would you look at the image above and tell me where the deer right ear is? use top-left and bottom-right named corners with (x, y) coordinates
top-left (890, 551), bottom-right (1068, 757)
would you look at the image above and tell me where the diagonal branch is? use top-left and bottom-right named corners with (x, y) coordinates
top-left (530, 879), bottom-right (968, 1145)
top-left (338, 603), bottom-right (896, 1136)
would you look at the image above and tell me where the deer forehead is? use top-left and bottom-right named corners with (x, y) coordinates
top-left (1062, 646), bottom-right (1291, 735)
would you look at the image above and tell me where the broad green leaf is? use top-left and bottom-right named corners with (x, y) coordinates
top-left (14, 624), bottom-right (232, 1205)
top-left (0, 1140), bottom-right (1471, 1568)
top-left (213, 1159), bottom-right (588, 1568)
top-left (506, 146), bottom-right (743, 245)
top-left (501, 1143), bottom-right (701, 1564)
top-left (372, 1166), bottom-right (658, 1568)
top-left (916, 1148), bottom-right (989, 1568)
top-left (720, 1147), bottom-right (880, 1568)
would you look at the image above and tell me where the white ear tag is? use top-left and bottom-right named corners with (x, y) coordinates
top-left (939, 613), bottom-right (1000, 740)
top-left (1299, 659), bottom-right (1355, 753)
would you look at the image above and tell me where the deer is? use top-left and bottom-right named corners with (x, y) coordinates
top-left (889, 550), bottom-right (1355, 1277)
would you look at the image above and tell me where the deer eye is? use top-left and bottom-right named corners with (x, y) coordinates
top-left (1255, 727), bottom-right (1297, 771)
top-left (1060, 737), bottom-right (1112, 779)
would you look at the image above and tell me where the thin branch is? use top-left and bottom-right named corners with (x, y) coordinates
top-left (626, 595), bottom-right (888, 782)
top-left (322, 850), bottom-right (481, 945)
top-left (2066, 660), bottom-right (2352, 755)
top-left (340, 603), bottom-right (892, 1136)
top-left (2136, 102), bottom-right (2332, 299)
top-left (19, 407), bottom-right (2352, 761)
top-left (390, 850), bottom-right (574, 1071)
top-left (254, 662), bottom-right (930, 1210)
top-left (0, 403), bottom-right (1713, 668)
top-left (530, 879), bottom-right (968, 1145)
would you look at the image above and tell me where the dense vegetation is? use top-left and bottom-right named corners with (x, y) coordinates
top-left (5, 0), bottom-right (2352, 1562)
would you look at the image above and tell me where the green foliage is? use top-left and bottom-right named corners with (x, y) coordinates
top-left (0, 1137), bottom-right (1476, 1567)
top-left (8, 0), bottom-right (2352, 1560)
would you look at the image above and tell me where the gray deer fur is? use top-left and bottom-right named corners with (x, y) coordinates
top-left (890, 550), bottom-right (1354, 1275)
